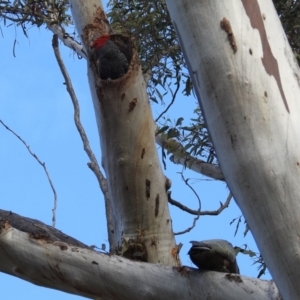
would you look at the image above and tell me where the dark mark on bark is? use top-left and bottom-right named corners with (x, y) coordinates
top-left (220, 18), bottom-right (237, 53)
top-left (155, 194), bottom-right (159, 217)
top-left (145, 179), bottom-right (151, 199)
top-left (129, 98), bottom-right (137, 112)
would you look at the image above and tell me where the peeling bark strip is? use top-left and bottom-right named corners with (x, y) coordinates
top-left (220, 18), bottom-right (237, 53)
top-left (242, 0), bottom-right (290, 113)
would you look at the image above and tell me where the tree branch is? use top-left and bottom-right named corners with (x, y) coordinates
top-left (173, 175), bottom-right (201, 235)
top-left (169, 192), bottom-right (232, 216)
top-left (51, 34), bottom-right (114, 247)
top-left (156, 133), bottom-right (225, 180)
top-left (0, 119), bottom-right (58, 227)
top-left (0, 5), bottom-right (87, 59)
top-left (0, 209), bottom-right (280, 300)
top-left (48, 24), bottom-right (87, 59)
top-left (155, 80), bottom-right (180, 122)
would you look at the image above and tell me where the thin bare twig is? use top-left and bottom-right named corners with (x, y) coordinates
top-left (0, 119), bottom-right (58, 227)
top-left (155, 81), bottom-right (180, 122)
top-left (169, 192), bottom-right (232, 216)
top-left (51, 34), bottom-right (115, 249)
top-left (174, 174), bottom-right (201, 235)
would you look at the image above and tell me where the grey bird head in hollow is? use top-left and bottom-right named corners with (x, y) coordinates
top-left (188, 239), bottom-right (240, 274)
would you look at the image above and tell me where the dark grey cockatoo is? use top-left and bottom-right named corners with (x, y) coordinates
top-left (92, 34), bottom-right (132, 80)
top-left (188, 239), bottom-right (239, 274)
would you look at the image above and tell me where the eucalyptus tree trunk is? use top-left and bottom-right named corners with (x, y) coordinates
top-left (69, 0), bottom-right (177, 265)
top-left (166, 0), bottom-right (300, 299)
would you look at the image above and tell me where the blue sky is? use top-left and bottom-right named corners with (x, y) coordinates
top-left (0, 3), bottom-right (268, 299)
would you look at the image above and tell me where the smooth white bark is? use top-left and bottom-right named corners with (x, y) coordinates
top-left (70, 0), bottom-right (176, 264)
top-left (166, 0), bottom-right (300, 299)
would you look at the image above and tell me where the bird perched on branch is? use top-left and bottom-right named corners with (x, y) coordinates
top-left (188, 239), bottom-right (239, 274)
top-left (92, 34), bottom-right (132, 80)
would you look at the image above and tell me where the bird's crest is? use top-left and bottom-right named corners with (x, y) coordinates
top-left (92, 35), bottom-right (110, 50)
